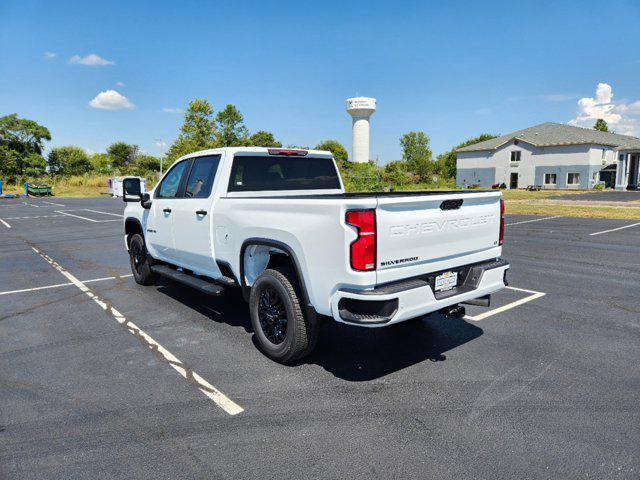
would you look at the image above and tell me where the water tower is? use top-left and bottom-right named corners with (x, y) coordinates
top-left (346, 97), bottom-right (376, 163)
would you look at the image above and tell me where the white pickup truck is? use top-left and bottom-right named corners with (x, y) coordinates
top-left (122, 147), bottom-right (509, 363)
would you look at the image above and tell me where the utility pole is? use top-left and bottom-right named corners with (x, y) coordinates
top-left (155, 138), bottom-right (165, 177)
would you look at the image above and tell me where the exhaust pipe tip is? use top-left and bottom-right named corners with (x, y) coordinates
top-left (462, 295), bottom-right (491, 308)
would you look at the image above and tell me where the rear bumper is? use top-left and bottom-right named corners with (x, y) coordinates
top-left (331, 258), bottom-right (509, 327)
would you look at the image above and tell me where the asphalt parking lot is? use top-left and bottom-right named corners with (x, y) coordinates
top-left (1, 197), bottom-right (639, 479)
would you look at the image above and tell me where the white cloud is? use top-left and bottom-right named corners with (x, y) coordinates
top-left (89, 90), bottom-right (134, 110)
top-left (69, 53), bottom-right (115, 66)
top-left (162, 107), bottom-right (184, 114)
top-left (569, 83), bottom-right (640, 135)
top-left (116, 81), bottom-right (125, 87)
top-left (44, 51), bottom-right (57, 59)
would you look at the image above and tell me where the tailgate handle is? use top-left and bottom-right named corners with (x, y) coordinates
top-left (440, 199), bottom-right (464, 210)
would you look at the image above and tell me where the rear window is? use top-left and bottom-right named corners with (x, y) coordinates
top-left (228, 155), bottom-right (341, 192)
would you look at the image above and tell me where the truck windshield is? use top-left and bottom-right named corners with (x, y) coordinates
top-left (228, 155), bottom-right (341, 192)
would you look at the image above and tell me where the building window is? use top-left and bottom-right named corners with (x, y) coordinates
top-left (510, 151), bottom-right (521, 162)
top-left (544, 173), bottom-right (557, 185)
top-left (567, 172), bottom-right (580, 185)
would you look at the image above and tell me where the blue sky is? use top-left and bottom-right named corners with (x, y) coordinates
top-left (1, 0), bottom-right (639, 162)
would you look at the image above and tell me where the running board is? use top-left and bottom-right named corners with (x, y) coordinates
top-left (151, 265), bottom-right (225, 295)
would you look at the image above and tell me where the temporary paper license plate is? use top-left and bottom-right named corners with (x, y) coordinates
top-left (434, 271), bottom-right (458, 292)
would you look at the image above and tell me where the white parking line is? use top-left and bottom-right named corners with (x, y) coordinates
top-left (30, 246), bottom-right (244, 416)
top-left (83, 209), bottom-right (123, 217)
top-left (3, 214), bottom-right (64, 220)
top-left (42, 201), bottom-right (65, 206)
top-left (589, 222), bottom-right (640, 236)
top-left (23, 202), bottom-right (40, 208)
top-left (464, 286), bottom-right (546, 322)
top-left (505, 216), bottom-right (561, 226)
top-left (55, 209), bottom-right (122, 223)
top-left (0, 274), bottom-right (134, 296)
top-left (0, 218), bottom-right (11, 228)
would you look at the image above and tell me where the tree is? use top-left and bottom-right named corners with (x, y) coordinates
top-left (107, 142), bottom-right (138, 169)
top-left (166, 99), bottom-right (218, 161)
top-left (0, 113), bottom-right (51, 156)
top-left (216, 104), bottom-right (249, 146)
top-left (594, 118), bottom-right (609, 132)
top-left (315, 139), bottom-right (348, 163)
top-left (0, 145), bottom-right (21, 181)
top-left (23, 153), bottom-right (47, 177)
top-left (383, 160), bottom-right (416, 186)
top-left (250, 130), bottom-right (282, 147)
top-left (437, 133), bottom-right (498, 179)
top-left (89, 153), bottom-right (112, 174)
top-left (400, 131), bottom-right (433, 181)
top-left (47, 146), bottom-right (92, 175)
top-left (134, 154), bottom-right (161, 173)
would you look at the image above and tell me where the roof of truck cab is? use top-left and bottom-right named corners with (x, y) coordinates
top-left (177, 147), bottom-right (333, 160)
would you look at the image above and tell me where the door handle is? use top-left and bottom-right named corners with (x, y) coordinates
top-left (163, 208), bottom-right (172, 213)
top-left (195, 210), bottom-right (207, 216)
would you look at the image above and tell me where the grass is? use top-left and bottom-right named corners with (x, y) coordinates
top-left (2, 173), bottom-right (160, 197)
top-left (506, 202), bottom-right (640, 220)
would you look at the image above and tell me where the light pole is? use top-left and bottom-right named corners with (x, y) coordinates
top-left (155, 138), bottom-right (165, 177)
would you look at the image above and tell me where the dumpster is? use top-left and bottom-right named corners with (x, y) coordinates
top-left (27, 183), bottom-right (53, 196)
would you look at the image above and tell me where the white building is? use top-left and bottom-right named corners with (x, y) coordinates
top-left (456, 122), bottom-right (640, 190)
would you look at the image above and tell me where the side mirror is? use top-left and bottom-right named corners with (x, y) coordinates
top-left (123, 178), bottom-right (142, 202)
top-left (141, 193), bottom-right (152, 209)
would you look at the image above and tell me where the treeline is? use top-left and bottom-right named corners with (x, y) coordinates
top-left (1, 101), bottom-right (496, 191)
top-left (0, 114), bottom-right (162, 182)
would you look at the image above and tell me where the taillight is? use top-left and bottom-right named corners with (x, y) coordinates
top-left (499, 198), bottom-right (505, 245)
top-left (346, 209), bottom-right (376, 271)
top-left (267, 148), bottom-right (307, 156)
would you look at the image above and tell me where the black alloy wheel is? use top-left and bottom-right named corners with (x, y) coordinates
top-left (258, 286), bottom-right (288, 344)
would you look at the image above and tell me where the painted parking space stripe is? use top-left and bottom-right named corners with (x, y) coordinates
top-left (30, 246), bottom-right (244, 416)
top-left (3, 214), bottom-right (64, 220)
top-left (42, 200), bottom-right (66, 206)
top-left (83, 209), bottom-right (123, 217)
top-left (0, 218), bottom-right (11, 228)
top-left (55, 210), bottom-right (119, 223)
top-left (55, 209), bottom-right (122, 223)
top-left (0, 274), bottom-right (134, 296)
top-left (464, 286), bottom-right (546, 322)
top-left (589, 222), bottom-right (640, 236)
top-left (505, 216), bottom-right (561, 226)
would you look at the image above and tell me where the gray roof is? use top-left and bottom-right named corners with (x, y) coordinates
top-left (457, 122), bottom-right (640, 152)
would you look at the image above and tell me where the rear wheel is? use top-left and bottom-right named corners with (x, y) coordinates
top-left (249, 268), bottom-right (318, 363)
top-left (129, 233), bottom-right (157, 285)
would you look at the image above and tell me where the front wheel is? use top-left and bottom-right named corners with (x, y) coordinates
top-left (249, 268), bottom-right (318, 363)
top-left (128, 233), bottom-right (157, 285)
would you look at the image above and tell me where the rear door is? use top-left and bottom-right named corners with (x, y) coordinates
top-left (145, 159), bottom-right (191, 260)
top-left (170, 155), bottom-right (222, 277)
top-left (375, 192), bottom-right (502, 281)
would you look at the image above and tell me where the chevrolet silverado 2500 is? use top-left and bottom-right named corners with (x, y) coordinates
top-left (122, 147), bottom-right (509, 363)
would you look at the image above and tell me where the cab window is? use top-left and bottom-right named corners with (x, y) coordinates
top-left (185, 155), bottom-right (221, 198)
top-left (156, 160), bottom-right (189, 198)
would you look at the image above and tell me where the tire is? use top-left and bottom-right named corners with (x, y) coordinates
top-left (249, 268), bottom-right (318, 363)
top-left (128, 233), bottom-right (157, 286)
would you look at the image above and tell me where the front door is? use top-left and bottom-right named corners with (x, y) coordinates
top-left (628, 155), bottom-right (639, 190)
top-left (510, 172), bottom-right (518, 189)
top-left (171, 155), bottom-right (222, 277)
top-left (145, 159), bottom-right (191, 261)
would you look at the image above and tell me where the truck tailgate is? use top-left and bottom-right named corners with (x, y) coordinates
top-left (375, 191), bottom-right (502, 284)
